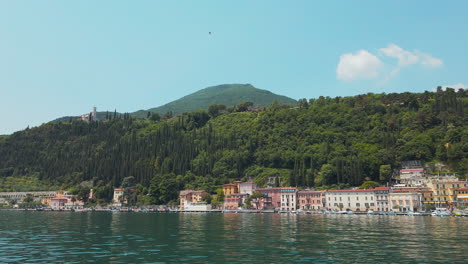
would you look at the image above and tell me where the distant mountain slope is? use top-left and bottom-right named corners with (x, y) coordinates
top-left (132, 84), bottom-right (297, 118)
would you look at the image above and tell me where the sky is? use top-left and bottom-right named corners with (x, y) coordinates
top-left (0, 1), bottom-right (467, 134)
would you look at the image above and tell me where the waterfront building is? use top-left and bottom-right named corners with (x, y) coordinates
top-left (389, 188), bottom-right (423, 212)
top-left (222, 183), bottom-right (239, 196)
top-left (426, 180), bottom-right (468, 207)
top-left (326, 189), bottom-right (377, 211)
top-left (297, 190), bottom-right (325, 210)
top-left (454, 187), bottom-right (468, 207)
top-left (112, 188), bottom-right (136, 206)
top-left (374, 187), bottom-right (391, 212)
top-left (239, 182), bottom-right (257, 195)
top-left (223, 197), bottom-right (241, 210)
top-left (179, 190), bottom-right (208, 210)
top-left (251, 196), bottom-right (273, 210)
top-left (50, 197), bottom-right (68, 210)
top-left (280, 188), bottom-right (297, 211)
top-left (255, 187), bottom-right (298, 211)
top-left (0, 191), bottom-right (56, 204)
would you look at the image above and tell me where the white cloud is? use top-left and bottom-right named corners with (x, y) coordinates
top-left (336, 50), bottom-right (383, 81)
top-left (379, 44), bottom-right (419, 66)
top-left (336, 44), bottom-right (444, 83)
top-left (418, 52), bottom-right (443, 67)
top-left (379, 44), bottom-right (443, 68)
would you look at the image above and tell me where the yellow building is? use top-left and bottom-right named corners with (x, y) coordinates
top-left (179, 190), bottom-right (208, 210)
top-left (427, 180), bottom-right (468, 207)
top-left (222, 183), bottom-right (238, 196)
top-left (454, 187), bottom-right (468, 207)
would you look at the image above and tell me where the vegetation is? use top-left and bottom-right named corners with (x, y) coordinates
top-left (0, 88), bottom-right (467, 205)
top-left (131, 84), bottom-right (297, 118)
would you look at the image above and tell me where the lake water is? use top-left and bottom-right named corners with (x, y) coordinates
top-left (0, 211), bottom-right (466, 263)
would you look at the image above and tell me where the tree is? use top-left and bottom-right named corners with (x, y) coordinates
top-left (315, 164), bottom-right (335, 186)
top-left (236, 101), bottom-right (254, 112)
top-left (201, 193), bottom-right (212, 204)
top-left (359, 181), bottom-right (380, 189)
top-left (163, 111), bottom-right (173, 119)
top-left (379, 165), bottom-right (392, 182)
top-left (208, 104), bottom-right (227, 118)
top-left (150, 113), bottom-right (161, 122)
top-left (121, 176), bottom-right (136, 188)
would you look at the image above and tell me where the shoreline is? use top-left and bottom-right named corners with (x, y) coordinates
top-left (1, 208), bottom-right (467, 217)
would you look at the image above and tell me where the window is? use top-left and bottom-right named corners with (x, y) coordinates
top-left (370, 203), bottom-right (374, 206)
top-left (356, 203), bottom-right (360, 207)
top-left (339, 197), bottom-right (342, 201)
top-left (365, 196), bottom-right (368, 200)
top-left (371, 196), bottom-right (373, 200)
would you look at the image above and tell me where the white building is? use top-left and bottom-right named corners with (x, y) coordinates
top-left (239, 182), bottom-right (257, 195)
top-left (326, 189), bottom-right (378, 211)
top-left (374, 187), bottom-right (391, 212)
top-left (389, 191), bottom-right (423, 212)
top-left (280, 188), bottom-right (297, 211)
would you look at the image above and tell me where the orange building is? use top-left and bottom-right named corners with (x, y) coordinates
top-left (179, 190), bottom-right (208, 210)
top-left (223, 183), bottom-right (239, 196)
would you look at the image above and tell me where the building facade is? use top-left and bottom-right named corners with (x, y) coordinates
top-left (297, 190), bottom-right (325, 210)
top-left (179, 190), bottom-right (208, 210)
top-left (326, 189), bottom-right (377, 211)
top-left (389, 190), bottom-right (423, 212)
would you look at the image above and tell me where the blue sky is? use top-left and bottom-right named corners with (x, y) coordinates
top-left (0, 1), bottom-right (467, 134)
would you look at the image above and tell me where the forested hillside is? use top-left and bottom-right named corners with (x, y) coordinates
top-left (131, 84), bottom-right (297, 118)
top-left (0, 88), bottom-right (467, 204)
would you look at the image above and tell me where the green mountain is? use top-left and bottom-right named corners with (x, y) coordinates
top-left (1, 88), bottom-right (467, 205)
top-left (132, 84), bottom-right (297, 118)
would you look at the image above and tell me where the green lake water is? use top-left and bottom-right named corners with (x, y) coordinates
top-left (0, 211), bottom-right (466, 263)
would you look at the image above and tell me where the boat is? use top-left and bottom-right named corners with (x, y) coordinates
top-left (407, 211), bottom-right (422, 216)
top-left (431, 209), bottom-right (451, 217)
top-left (387, 211), bottom-right (397, 216)
top-left (367, 210), bottom-right (375, 215)
top-left (346, 211), bottom-right (354, 215)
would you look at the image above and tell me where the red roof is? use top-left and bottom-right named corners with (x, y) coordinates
top-left (373, 187), bottom-right (390, 191)
top-left (455, 187), bottom-right (468, 191)
top-left (327, 187), bottom-right (389, 193)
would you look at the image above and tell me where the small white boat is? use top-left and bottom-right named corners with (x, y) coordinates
top-left (432, 209), bottom-right (451, 217)
top-left (367, 210), bottom-right (375, 215)
top-left (407, 211), bottom-right (422, 216)
top-left (346, 211), bottom-right (354, 215)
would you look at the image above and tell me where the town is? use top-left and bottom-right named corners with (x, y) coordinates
top-left (1, 162), bottom-right (467, 217)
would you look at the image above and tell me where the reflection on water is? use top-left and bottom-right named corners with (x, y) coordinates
top-left (0, 211), bottom-right (466, 263)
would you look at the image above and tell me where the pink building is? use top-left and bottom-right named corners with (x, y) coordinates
top-left (251, 197), bottom-right (273, 210)
top-left (297, 190), bottom-right (325, 210)
top-left (399, 168), bottom-right (424, 179)
top-left (50, 197), bottom-right (68, 210)
top-left (223, 197), bottom-right (241, 210)
top-left (255, 187), bottom-right (298, 211)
